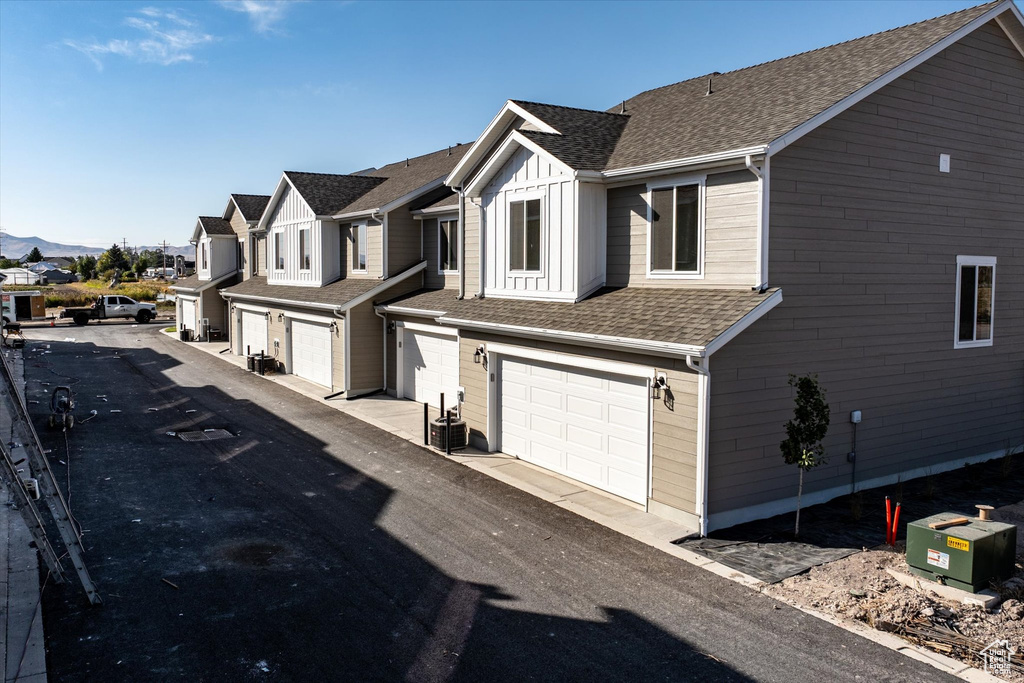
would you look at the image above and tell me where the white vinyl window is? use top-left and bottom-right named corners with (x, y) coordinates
top-left (298, 228), bottom-right (311, 271)
top-left (438, 217), bottom-right (458, 273)
top-left (273, 231), bottom-right (285, 271)
top-left (352, 222), bottom-right (367, 273)
top-left (647, 177), bottom-right (705, 277)
top-left (954, 255), bottom-right (996, 349)
top-left (201, 242), bottom-right (207, 270)
top-left (509, 197), bottom-right (542, 272)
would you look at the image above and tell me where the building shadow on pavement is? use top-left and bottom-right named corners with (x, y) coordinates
top-left (25, 337), bottom-right (750, 682)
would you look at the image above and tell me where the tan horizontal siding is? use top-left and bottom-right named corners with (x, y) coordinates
top-left (708, 21), bottom-right (1024, 519)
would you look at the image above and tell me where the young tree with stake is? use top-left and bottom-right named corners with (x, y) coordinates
top-left (780, 374), bottom-right (830, 537)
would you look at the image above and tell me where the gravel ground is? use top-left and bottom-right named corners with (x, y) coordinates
top-left (765, 501), bottom-right (1024, 680)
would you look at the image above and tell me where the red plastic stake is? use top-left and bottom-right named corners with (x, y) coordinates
top-left (891, 503), bottom-right (902, 546)
top-left (885, 496), bottom-right (893, 546)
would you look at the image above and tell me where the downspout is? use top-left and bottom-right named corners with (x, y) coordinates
top-left (457, 188), bottom-right (466, 300)
top-left (686, 355), bottom-right (711, 536)
top-left (371, 210), bottom-right (387, 279)
top-left (744, 155), bottom-right (767, 292)
top-left (374, 307), bottom-right (388, 393)
top-left (332, 306), bottom-right (348, 395)
top-left (469, 196), bottom-right (484, 298)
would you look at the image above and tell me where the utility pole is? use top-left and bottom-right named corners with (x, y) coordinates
top-left (161, 241), bottom-right (168, 275)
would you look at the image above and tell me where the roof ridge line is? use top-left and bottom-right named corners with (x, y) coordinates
top-left (513, 99), bottom-right (629, 118)
top-left (621, 0), bottom-right (1001, 103)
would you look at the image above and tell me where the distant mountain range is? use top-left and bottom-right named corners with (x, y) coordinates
top-left (0, 234), bottom-right (192, 259)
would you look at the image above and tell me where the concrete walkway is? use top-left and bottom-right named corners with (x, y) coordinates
top-left (170, 335), bottom-right (721, 578)
top-left (0, 348), bottom-right (47, 683)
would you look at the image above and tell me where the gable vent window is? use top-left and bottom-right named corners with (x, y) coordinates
top-left (955, 255), bottom-right (995, 349)
top-left (649, 182), bottom-right (702, 275)
top-left (352, 223), bottom-right (367, 273)
top-left (299, 228), bottom-right (311, 271)
top-left (509, 198), bottom-right (541, 272)
top-left (274, 232), bottom-right (285, 271)
top-left (439, 217), bottom-right (459, 273)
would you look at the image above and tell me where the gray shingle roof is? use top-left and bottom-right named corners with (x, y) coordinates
top-left (221, 275), bottom-right (384, 308)
top-left (231, 194), bottom-right (271, 223)
top-left (379, 287), bottom-right (778, 349)
top-left (343, 144), bottom-right (472, 213)
top-left (170, 272), bottom-right (239, 293)
top-left (283, 172), bottom-right (387, 217)
top-left (512, 101), bottom-right (628, 171)
top-left (198, 216), bottom-right (234, 236)
top-left (507, 2), bottom-right (999, 171)
top-left (413, 193), bottom-right (459, 211)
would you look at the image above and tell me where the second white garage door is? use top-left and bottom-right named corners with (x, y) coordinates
top-left (290, 319), bottom-right (332, 388)
top-left (499, 358), bottom-right (650, 504)
top-left (240, 310), bottom-right (268, 356)
top-left (180, 297), bottom-right (197, 332)
top-left (402, 327), bottom-right (459, 409)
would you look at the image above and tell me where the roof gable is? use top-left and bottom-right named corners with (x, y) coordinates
top-left (226, 194), bottom-right (271, 224)
top-left (192, 216), bottom-right (233, 242)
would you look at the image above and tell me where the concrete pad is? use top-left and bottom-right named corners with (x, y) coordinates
top-left (885, 568), bottom-right (1002, 609)
top-left (491, 461), bottom-right (587, 498)
top-left (560, 489), bottom-right (642, 517)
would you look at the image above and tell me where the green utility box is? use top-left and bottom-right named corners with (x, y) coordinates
top-left (906, 512), bottom-right (1017, 593)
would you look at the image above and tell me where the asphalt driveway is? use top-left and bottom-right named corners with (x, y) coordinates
top-left (25, 324), bottom-right (952, 682)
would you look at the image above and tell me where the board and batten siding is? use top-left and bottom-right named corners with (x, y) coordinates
top-left (266, 184), bottom-right (341, 287)
top-left (707, 20), bottom-right (1024, 528)
top-left (458, 331), bottom-right (700, 520)
top-left (606, 169), bottom-right (760, 288)
top-left (481, 146), bottom-right (602, 301)
top-left (198, 234), bottom-right (236, 281)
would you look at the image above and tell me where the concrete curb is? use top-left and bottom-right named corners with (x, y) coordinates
top-left (159, 329), bottom-right (997, 682)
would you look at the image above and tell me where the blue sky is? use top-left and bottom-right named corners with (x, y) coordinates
top-left (0, 0), bottom-right (982, 249)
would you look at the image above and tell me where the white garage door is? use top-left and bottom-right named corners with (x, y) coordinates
top-left (290, 319), bottom-right (332, 388)
top-left (499, 358), bottom-right (649, 504)
top-left (402, 328), bottom-right (459, 409)
top-left (241, 310), bottom-right (268, 356)
top-left (180, 298), bottom-right (196, 332)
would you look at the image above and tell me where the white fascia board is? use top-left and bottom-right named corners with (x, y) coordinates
top-left (446, 101), bottom-right (559, 187)
top-left (331, 209), bottom-right (375, 221)
top-left (222, 197), bottom-right (237, 221)
top-left (995, 4), bottom-right (1024, 59)
top-left (219, 290), bottom-right (341, 312)
top-left (602, 146), bottom-right (767, 179)
top-left (435, 316), bottom-right (706, 359)
top-left (233, 302), bottom-right (271, 315)
top-left (767, 1), bottom-right (1016, 157)
top-left (465, 130), bottom-right (576, 197)
top-left (169, 271), bottom-right (236, 293)
top-left (396, 319), bottom-right (459, 338)
top-left (330, 177), bottom-right (449, 221)
top-left (411, 206), bottom-right (459, 219)
top-left (190, 220), bottom-right (206, 243)
top-left (257, 173), bottom-right (298, 232)
top-left (704, 289), bottom-right (784, 356)
top-left (340, 260), bottom-right (427, 312)
top-left (375, 304), bottom-right (449, 317)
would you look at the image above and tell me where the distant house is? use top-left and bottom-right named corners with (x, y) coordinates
top-left (0, 268), bottom-right (43, 285)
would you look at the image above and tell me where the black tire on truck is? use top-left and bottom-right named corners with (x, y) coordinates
top-left (73, 313), bottom-right (90, 326)
top-left (136, 310), bottom-right (151, 324)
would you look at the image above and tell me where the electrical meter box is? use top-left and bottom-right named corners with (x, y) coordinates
top-left (905, 512), bottom-right (1016, 593)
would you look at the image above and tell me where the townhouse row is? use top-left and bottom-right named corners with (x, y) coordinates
top-left (173, 1), bottom-right (1024, 535)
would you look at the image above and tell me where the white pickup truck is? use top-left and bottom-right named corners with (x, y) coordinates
top-left (60, 295), bottom-right (158, 325)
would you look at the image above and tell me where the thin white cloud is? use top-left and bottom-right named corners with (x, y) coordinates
top-left (65, 8), bottom-right (214, 70)
top-left (218, 0), bottom-right (295, 34)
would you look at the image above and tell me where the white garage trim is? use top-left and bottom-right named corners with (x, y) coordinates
top-left (239, 309), bottom-right (270, 357)
top-left (289, 318), bottom-right (333, 388)
top-left (398, 320), bottom-right (458, 338)
top-left (234, 302), bottom-right (270, 314)
top-left (484, 342), bottom-right (655, 378)
top-left (179, 296), bottom-right (197, 332)
top-left (284, 310), bottom-right (335, 325)
top-left (396, 323), bottom-right (460, 409)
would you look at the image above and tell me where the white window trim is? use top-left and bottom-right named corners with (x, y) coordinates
top-left (272, 230), bottom-right (286, 272)
top-left (298, 227), bottom-right (312, 272)
top-left (437, 214), bottom-right (459, 275)
top-left (645, 173), bottom-right (707, 280)
top-left (954, 255), bottom-right (996, 350)
top-left (506, 189), bottom-right (546, 276)
top-left (352, 222), bottom-right (368, 274)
